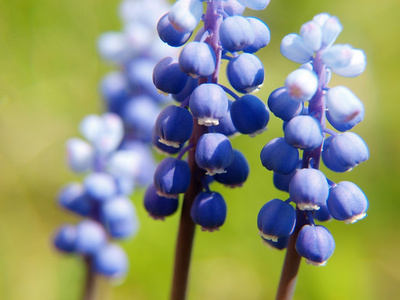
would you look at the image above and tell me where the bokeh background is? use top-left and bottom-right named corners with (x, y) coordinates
top-left (0, 0), bottom-right (399, 299)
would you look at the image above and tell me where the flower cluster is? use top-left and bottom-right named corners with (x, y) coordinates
top-left (147, 0), bottom-right (271, 231)
top-left (53, 0), bottom-right (174, 281)
top-left (53, 113), bottom-right (141, 278)
top-left (258, 13), bottom-right (369, 266)
top-left (98, 0), bottom-right (176, 144)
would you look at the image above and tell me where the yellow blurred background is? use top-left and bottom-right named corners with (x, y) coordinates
top-left (0, 0), bottom-right (399, 299)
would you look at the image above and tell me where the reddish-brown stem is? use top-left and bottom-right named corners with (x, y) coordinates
top-left (275, 210), bottom-right (305, 300)
top-left (82, 256), bottom-right (97, 300)
top-left (276, 53), bottom-right (327, 299)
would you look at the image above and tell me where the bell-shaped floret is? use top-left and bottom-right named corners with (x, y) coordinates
top-left (260, 137), bottom-right (299, 174)
top-left (97, 32), bottom-right (130, 63)
top-left (320, 15), bottom-right (342, 48)
top-left (152, 129), bottom-right (183, 156)
top-left (325, 86), bottom-right (364, 130)
top-left (94, 244), bottom-right (128, 278)
top-left (214, 149), bottom-right (249, 187)
top-left (222, 0), bottom-right (245, 16)
top-left (144, 183), bottom-right (179, 219)
top-left (220, 16), bottom-right (255, 52)
top-left (189, 83), bottom-right (228, 126)
top-left (153, 157), bottom-right (191, 198)
top-left (100, 196), bottom-right (139, 239)
top-left (322, 132), bottom-right (369, 172)
top-left (268, 87), bottom-right (303, 122)
top-left (327, 181), bottom-right (368, 224)
top-left (210, 100), bottom-right (239, 137)
top-left (227, 53), bottom-right (264, 93)
top-left (230, 94), bottom-right (269, 136)
top-left (109, 142), bottom-right (156, 187)
top-left (80, 113), bottom-right (124, 155)
top-left (75, 220), bottom-right (107, 255)
top-left (195, 133), bottom-right (234, 175)
top-left (168, 0), bottom-right (203, 33)
top-left (300, 21), bottom-right (322, 52)
top-left (322, 44), bottom-right (353, 69)
top-left (285, 69), bottom-right (318, 102)
top-left (53, 224), bottom-right (77, 253)
top-left (273, 167), bottom-right (298, 193)
top-left (296, 224), bottom-right (335, 266)
top-left (84, 173), bottom-right (118, 202)
top-left (289, 168), bottom-right (330, 210)
top-left (330, 49), bottom-right (366, 77)
top-left (122, 95), bottom-right (160, 142)
top-left (190, 191), bottom-right (227, 231)
top-left (257, 199), bottom-right (296, 241)
top-left (153, 57), bottom-right (189, 94)
top-left (179, 42), bottom-right (216, 78)
top-left (313, 203), bottom-right (333, 222)
top-left (236, 0), bottom-right (270, 10)
top-left (157, 13), bottom-right (192, 47)
top-left (66, 138), bottom-right (94, 173)
top-left (172, 77), bottom-right (198, 103)
top-left (284, 115), bottom-right (323, 150)
top-left (58, 182), bottom-right (92, 216)
top-left (262, 235), bottom-right (289, 250)
top-left (280, 34), bottom-right (314, 64)
top-left (155, 105), bottom-right (193, 147)
top-left (243, 17), bottom-right (270, 53)
top-left (100, 72), bottom-right (131, 114)
top-left (126, 58), bottom-right (167, 104)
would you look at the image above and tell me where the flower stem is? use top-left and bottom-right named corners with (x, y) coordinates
top-left (82, 256), bottom-right (97, 300)
top-left (169, 2), bottom-right (223, 299)
top-left (275, 209), bottom-right (305, 300)
top-left (170, 122), bottom-right (208, 300)
top-left (276, 53), bottom-right (327, 300)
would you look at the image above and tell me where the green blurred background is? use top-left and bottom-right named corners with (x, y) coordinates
top-left (0, 0), bottom-right (399, 299)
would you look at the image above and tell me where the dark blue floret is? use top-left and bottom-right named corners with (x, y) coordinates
top-left (257, 199), bottom-right (296, 241)
top-left (190, 191), bottom-right (227, 231)
top-left (268, 87), bottom-right (303, 122)
top-left (322, 132), bottom-right (369, 172)
top-left (153, 157), bottom-right (191, 198)
top-left (260, 137), bottom-right (299, 174)
top-left (53, 225), bottom-right (77, 253)
top-left (227, 53), bottom-right (264, 93)
top-left (230, 94), bottom-right (269, 136)
top-left (289, 168), bottom-right (330, 211)
top-left (58, 183), bottom-right (92, 217)
top-left (157, 12), bottom-right (192, 47)
top-left (179, 42), bottom-right (216, 78)
top-left (327, 181), bottom-right (368, 224)
top-left (153, 56), bottom-right (189, 94)
top-left (295, 224), bottom-right (335, 266)
top-left (195, 133), bottom-right (234, 175)
top-left (214, 149), bottom-right (249, 187)
top-left (144, 183), bottom-right (179, 219)
top-left (155, 105), bottom-right (193, 148)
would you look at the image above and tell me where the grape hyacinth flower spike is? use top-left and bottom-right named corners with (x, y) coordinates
top-left (54, 113), bottom-right (142, 286)
top-left (150, 0), bottom-right (272, 299)
top-left (54, 0), bottom-right (174, 297)
top-left (258, 13), bottom-right (369, 299)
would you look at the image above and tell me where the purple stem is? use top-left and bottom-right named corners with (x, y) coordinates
top-left (275, 53), bottom-right (327, 300)
top-left (169, 2), bottom-right (223, 300)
